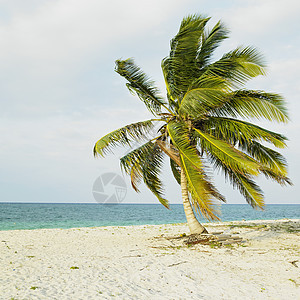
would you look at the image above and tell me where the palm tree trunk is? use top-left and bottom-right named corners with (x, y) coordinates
top-left (181, 169), bottom-right (208, 234)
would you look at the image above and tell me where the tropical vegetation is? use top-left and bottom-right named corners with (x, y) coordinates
top-left (94, 14), bottom-right (291, 233)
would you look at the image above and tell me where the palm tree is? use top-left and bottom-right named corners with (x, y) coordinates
top-left (94, 14), bottom-right (291, 234)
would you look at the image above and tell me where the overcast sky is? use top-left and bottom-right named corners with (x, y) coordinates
top-left (1, 0), bottom-right (299, 205)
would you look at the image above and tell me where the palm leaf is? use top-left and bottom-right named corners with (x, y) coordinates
top-left (142, 143), bottom-right (169, 208)
top-left (167, 121), bottom-right (203, 170)
top-left (232, 172), bottom-right (265, 209)
top-left (115, 59), bottom-right (167, 115)
top-left (120, 141), bottom-right (153, 191)
top-left (162, 15), bottom-right (210, 100)
top-left (200, 117), bottom-right (287, 148)
top-left (196, 20), bottom-right (229, 68)
top-left (203, 46), bottom-right (266, 88)
top-left (193, 128), bottom-right (260, 176)
top-left (120, 141), bottom-right (168, 208)
top-left (259, 168), bottom-right (292, 186)
top-left (239, 141), bottom-right (291, 185)
top-left (179, 76), bottom-right (230, 118)
top-left (94, 120), bottom-right (155, 157)
top-left (161, 58), bottom-right (178, 111)
top-left (208, 154), bottom-right (264, 208)
top-left (170, 158), bottom-right (181, 185)
top-left (180, 154), bottom-right (221, 220)
top-left (212, 90), bottom-right (289, 123)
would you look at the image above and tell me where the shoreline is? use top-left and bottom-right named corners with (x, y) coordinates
top-left (1, 219), bottom-right (299, 299)
top-left (1, 218), bottom-right (299, 232)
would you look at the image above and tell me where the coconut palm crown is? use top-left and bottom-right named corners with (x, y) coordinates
top-left (94, 15), bottom-right (291, 233)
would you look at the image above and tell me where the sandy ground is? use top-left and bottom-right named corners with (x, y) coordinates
top-left (0, 219), bottom-right (299, 300)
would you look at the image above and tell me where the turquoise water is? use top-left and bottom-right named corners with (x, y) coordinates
top-left (0, 203), bottom-right (299, 231)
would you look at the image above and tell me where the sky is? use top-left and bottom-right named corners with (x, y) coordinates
top-left (0, 0), bottom-right (299, 205)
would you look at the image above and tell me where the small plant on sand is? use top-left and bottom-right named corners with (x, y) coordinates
top-left (70, 266), bottom-right (79, 269)
top-left (288, 279), bottom-right (298, 287)
top-left (185, 274), bottom-right (195, 280)
top-left (30, 286), bottom-right (38, 290)
top-left (94, 14), bottom-right (291, 234)
top-left (229, 224), bottom-right (267, 229)
top-left (209, 242), bottom-right (222, 249)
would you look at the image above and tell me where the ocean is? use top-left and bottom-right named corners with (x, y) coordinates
top-left (0, 203), bottom-right (299, 231)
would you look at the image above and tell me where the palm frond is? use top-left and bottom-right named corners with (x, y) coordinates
top-left (231, 172), bottom-right (265, 208)
top-left (166, 124), bottom-right (226, 203)
top-left (179, 76), bottom-right (230, 118)
top-left (203, 46), bottom-right (266, 88)
top-left (120, 141), bottom-right (168, 208)
top-left (162, 14), bottom-right (210, 100)
top-left (200, 117), bottom-right (287, 148)
top-left (170, 158), bottom-right (181, 185)
top-left (161, 59), bottom-right (178, 111)
top-left (207, 154), bottom-right (264, 208)
top-left (239, 140), bottom-right (291, 185)
top-left (94, 120), bottom-right (156, 157)
top-left (212, 90), bottom-right (289, 123)
top-left (180, 154), bottom-right (221, 220)
top-left (196, 20), bottom-right (229, 67)
top-left (115, 59), bottom-right (167, 115)
top-left (120, 141), bottom-right (153, 191)
top-left (259, 168), bottom-right (292, 186)
top-left (193, 128), bottom-right (260, 176)
top-left (167, 121), bottom-right (203, 170)
top-left (141, 143), bottom-right (169, 208)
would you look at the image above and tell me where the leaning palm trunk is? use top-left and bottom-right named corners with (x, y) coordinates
top-left (181, 169), bottom-right (208, 234)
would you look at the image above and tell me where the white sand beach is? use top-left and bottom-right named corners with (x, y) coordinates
top-left (1, 219), bottom-right (299, 300)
